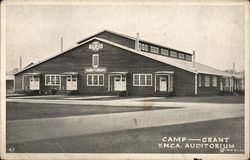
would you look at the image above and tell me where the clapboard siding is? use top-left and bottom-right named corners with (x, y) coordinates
top-left (15, 39), bottom-right (195, 96)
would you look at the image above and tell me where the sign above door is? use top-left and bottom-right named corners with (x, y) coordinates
top-left (85, 67), bottom-right (107, 73)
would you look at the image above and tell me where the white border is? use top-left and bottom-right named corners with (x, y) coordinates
top-left (1, 0), bottom-right (249, 160)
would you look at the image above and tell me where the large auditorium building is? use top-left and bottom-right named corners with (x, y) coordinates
top-left (13, 30), bottom-right (244, 96)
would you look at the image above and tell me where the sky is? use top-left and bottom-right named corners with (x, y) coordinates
top-left (5, 2), bottom-right (246, 72)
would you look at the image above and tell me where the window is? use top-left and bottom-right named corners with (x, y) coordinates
top-left (179, 53), bottom-right (185, 59)
top-left (99, 75), bottom-right (104, 85)
top-left (225, 78), bottom-right (230, 87)
top-left (87, 75), bottom-right (92, 85)
top-left (198, 74), bottom-right (202, 87)
top-left (56, 76), bottom-right (60, 85)
top-left (134, 74), bottom-right (140, 86)
top-left (212, 76), bottom-right (217, 87)
top-left (144, 44), bottom-right (148, 51)
top-left (133, 74), bottom-right (152, 86)
top-left (186, 55), bottom-right (192, 61)
top-left (150, 46), bottom-right (159, 54)
top-left (204, 75), bottom-right (210, 87)
top-left (92, 54), bottom-right (99, 67)
top-left (45, 75), bottom-right (61, 86)
top-left (150, 46), bottom-right (154, 53)
top-left (139, 43), bottom-right (149, 51)
top-left (87, 74), bottom-right (104, 86)
top-left (170, 51), bottom-right (177, 58)
top-left (146, 74), bottom-right (152, 85)
top-left (140, 75), bottom-right (146, 85)
top-left (51, 76), bottom-right (55, 85)
top-left (161, 49), bottom-right (169, 56)
top-left (46, 76), bottom-right (50, 85)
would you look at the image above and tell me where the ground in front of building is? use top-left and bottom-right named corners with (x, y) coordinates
top-left (6, 95), bottom-right (245, 153)
top-left (7, 117), bottom-right (244, 153)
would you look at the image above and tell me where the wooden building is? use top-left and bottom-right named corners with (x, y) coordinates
top-left (13, 30), bottom-right (244, 96)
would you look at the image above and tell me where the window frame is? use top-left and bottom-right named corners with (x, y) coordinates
top-left (45, 75), bottom-right (61, 86)
top-left (186, 55), bottom-right (192, 61)
top-left (178, 53), bottom-right (185, 59)
top-left (198, 74), bottom-right (202, 87)
top-left (139, 43), bottom-right (149, 51)
top-left (170, 51), bottom-right (177, 58)
top-left (133, 74), bottom-right (152, 86)
top-left (92, 54), bottom-right (99, 68)
top-left (204, 75), bottom-right (210, 87)
top-left (212, 76), bottom-right (217, 87)
top-left (87, 74), bottom-right (104, 86)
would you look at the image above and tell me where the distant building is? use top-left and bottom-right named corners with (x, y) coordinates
top-left (13, 30), bottom-right (244, 96)
top-left (6, 68), bottom-right (19, 94)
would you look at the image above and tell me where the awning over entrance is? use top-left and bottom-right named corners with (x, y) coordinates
top-left (155, 71), bottom-right (174, 74)
top-left (61, 72), bottom-right (78, 75)
top-left (109, 72), bottom-right (128, 75)
top-left (23, 73), bottom-right (41, 76)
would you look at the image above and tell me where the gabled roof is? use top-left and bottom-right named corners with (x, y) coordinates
top-left (14, 36), bottom-right (235, 78)
top-left (77, 30), bottom-right (192, 55)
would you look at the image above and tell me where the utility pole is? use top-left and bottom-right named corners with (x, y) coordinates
top-left (61, 37), bottom-right (63, 52)
top-left (20, 56), bottom-right (22, 70)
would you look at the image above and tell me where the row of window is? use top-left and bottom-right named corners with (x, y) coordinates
top-left (44, 74), bottom-right (153, 87)
top-left (198, 75), bottom-right (217, 87)
top-left (139, 43), bottom-right (192, 61)
top-left (44, 74), bottom-right (220, 88)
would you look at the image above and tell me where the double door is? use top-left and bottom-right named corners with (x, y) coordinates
top-left (114, 76), bottom-right (126, 91)
top-left (30, 76), bottom-right (40, 90)
top-left (66, 76), bottom-right (77, 90)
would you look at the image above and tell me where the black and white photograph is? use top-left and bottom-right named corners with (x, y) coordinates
top-left (1, 0), bottom-right (249, 159)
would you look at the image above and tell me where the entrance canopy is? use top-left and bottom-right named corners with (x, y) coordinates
top-left (23, 73), bottom-right (41, 76)
top-left (155, 71), bottom-right (174, 74)
top-left (109, 72), bottom-right (128, 75)
top-left (61, 72), bottom-right (78, 75)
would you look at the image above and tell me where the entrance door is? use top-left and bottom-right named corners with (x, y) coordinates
top-left (30, 76), bottom-right (40, 90)
top-left (159, 76), bottom-right (167, 91)
top-left (114, 76), bottom-right (126, 91)
top-left (71, 76), bottom-right (77, 90)
top-left (66, 76), bottom-right (77, 90)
